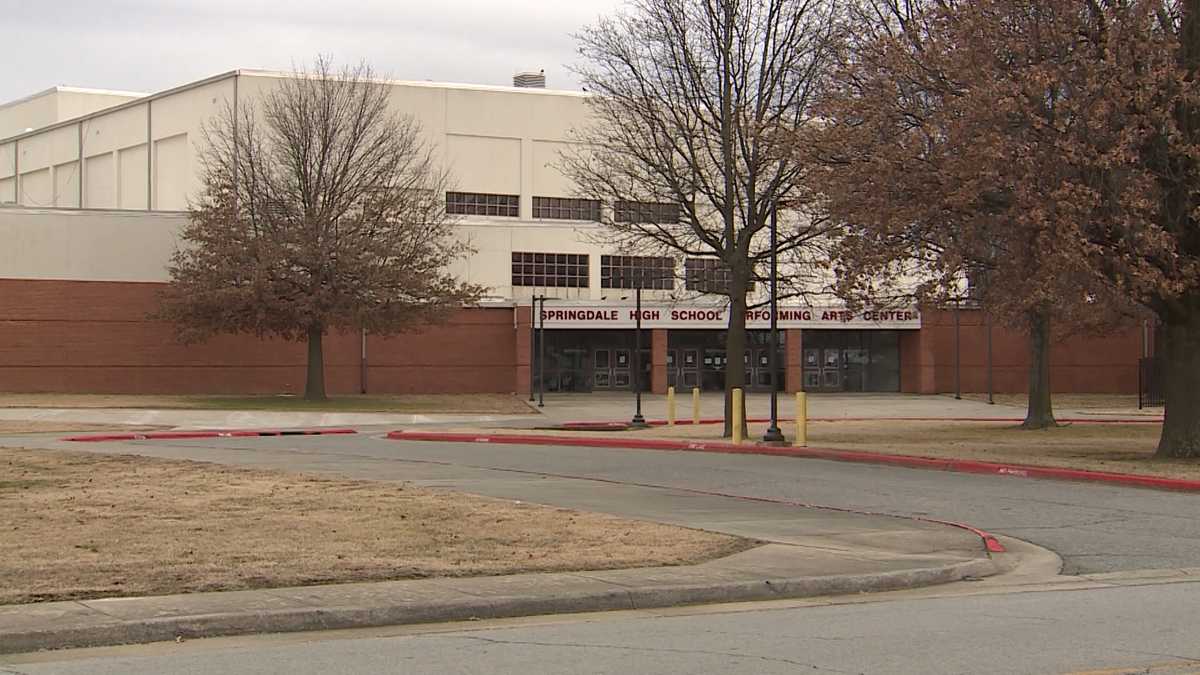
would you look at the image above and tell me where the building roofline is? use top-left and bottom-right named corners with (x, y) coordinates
top-left (0, 71), bottom-right (240, 145)
top-left (0, 85), bottom-right (148, 113)
top-left (0, 67), bottom-right (591, 145)
top-left (235, 68), bottom-right (589, 97)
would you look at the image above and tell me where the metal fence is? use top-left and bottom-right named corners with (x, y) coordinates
top-left (1139, 357), bottom-right (1165, 409)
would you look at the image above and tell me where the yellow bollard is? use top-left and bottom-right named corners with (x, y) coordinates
top-left (667, 386), bottom-right (676, 426)
top-left (692, 387), bottom-right (701, 425)
top-left (732, 388), bottom-right (744, 444)
top-left (794, 391), bottom-right (808, 447)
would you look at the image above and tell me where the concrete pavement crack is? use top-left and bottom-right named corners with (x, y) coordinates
top-left (1111, 647), bottom-right (1200, 663)
top-left (412, 633), bottom-right (868, 674)
top-left (1001, 517), bottom-right (1137, 531)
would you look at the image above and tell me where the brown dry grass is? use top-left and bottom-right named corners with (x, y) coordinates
top-left (0, 447), bottom-right (750, 605)
top-left (956, 393), bottom-right (1162, 415)
top-left (637, 420), bottom-right (1191, 479)
top-left (438, 418), bottom-right (1195, 480)
top-left (0, 393), bottom-right (537, 415)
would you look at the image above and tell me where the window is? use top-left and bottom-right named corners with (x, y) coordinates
top-left (601, 255), bottom-right (675, 289)
top-left (533, 197), bottom-right (600, 221)
top-left (685, 258), bottom-right (752, 293)
top-left (512, 252), bottom-right (589, 288)
top-left (446, 191), bottom-right (519, 217)
top-left (614, 200), bottom-right (680, 224)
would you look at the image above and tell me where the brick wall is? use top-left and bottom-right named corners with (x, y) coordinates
top-left (0, 279), bottom-right (517, 394)
top-left (902, 308), bottom-right (1144, 394)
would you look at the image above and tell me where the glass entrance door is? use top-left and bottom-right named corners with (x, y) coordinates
top-left (800, 331), bottom-right (901, 393)
top-left (593, 349), bottom-right (613, 389)
top-left (821, 348), bottom-right (842, 391)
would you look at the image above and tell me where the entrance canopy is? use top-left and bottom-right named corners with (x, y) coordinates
top-left (534, 303), bottom-right (921, 330)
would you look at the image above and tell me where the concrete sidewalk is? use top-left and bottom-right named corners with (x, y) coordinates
top-left (526, 392), bottom-right (1160, 424)
top-left (0, 393), bottom-right (1159, 431)
top-left (0, 540), bottom-right (998, 654)
top-left (0, 407), bottom-right (533, 430)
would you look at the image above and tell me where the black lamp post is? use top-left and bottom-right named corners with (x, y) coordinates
top-left (763, 204), bottom-right (785, 444)
top-left (954, 298), bottom-right (962, 400)
top-left (630, 284), bottom-right (648, 428)
top-left (538, 295), bottom-right (546, 408)
top-left (529, 297), bottom-right (538, 402)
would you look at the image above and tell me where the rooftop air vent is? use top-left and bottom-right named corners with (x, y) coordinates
top-left (513, 70), bottom-right (546, 88)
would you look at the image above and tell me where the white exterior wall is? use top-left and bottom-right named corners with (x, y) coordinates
top-left (0, 87), bottom-right (145, 139)
top-left (0, 70), bottom-right (733, 304)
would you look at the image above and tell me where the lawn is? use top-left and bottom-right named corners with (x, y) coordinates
top-left (0, 393), bottom-right (537, 415)
top-left (955, 393), bottom-right (1161, 415)
top-left (641, 420), bottom-right (1191, 479)
top-left (0, 447), bottom-right (750, 605)
top-left (439, 418), bottom-right (1194, 481)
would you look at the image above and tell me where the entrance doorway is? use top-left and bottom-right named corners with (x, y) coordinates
top-left (539, 330), bottom-right (650, 392)
top-left (667, 330), bottom-right (784, 392)
top-left (801, 330), bottom-right (900, 393)
top-left (590, 346), bottom-right (651, 391)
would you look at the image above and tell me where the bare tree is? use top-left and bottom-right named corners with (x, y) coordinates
top-left (564, 0), bottom-right (839, 437)
top-left (159, 58), bottom-right (485, 400)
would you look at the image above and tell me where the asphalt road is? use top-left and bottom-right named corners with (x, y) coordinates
top-left (8, 577), bottom-right (1200, 674)
top-left (43, 431), bottom-right (1200, 575)
top-left (7, 430), bottom-right (1200, 674)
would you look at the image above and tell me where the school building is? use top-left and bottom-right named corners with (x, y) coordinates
top-left (0, 70), bottom-right (1146, 396)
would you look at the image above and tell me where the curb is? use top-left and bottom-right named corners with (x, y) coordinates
top-left (561, 416), bottom-right (1163, 427)
top-left (386, 430), bottom-right (1200, 493)
top-left (0, 557), bottom-right (994, 655)
top-left (62, 429), bottom-right (358, 442)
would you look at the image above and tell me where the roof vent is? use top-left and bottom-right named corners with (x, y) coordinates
top-left (513, 70), bottom-right (546, 88)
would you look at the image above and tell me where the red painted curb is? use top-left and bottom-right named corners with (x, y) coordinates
top-left (563, 416), bottom-right (1162, 427)
top-left (386, 430), bottom-right (1200, 493)
top-left (63, 428), bottom-right (358, 442)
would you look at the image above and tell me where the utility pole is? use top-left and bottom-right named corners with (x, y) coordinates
top-left (763, 204), bottom-right (785, 443)
top-left (630, 284), bottom-right (648, 428)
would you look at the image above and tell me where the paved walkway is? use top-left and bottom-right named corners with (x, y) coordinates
top-left (0, 393), bottom-right (1159, 431)
top-left (526, 392), bottom-right (1158, 424)
top-left (0, 407), bottom-right (528, 429)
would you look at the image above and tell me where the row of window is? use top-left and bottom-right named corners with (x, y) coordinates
top-left (448, 192), bottom-right (679, 223)
top-left (511, 253), bottom-right (743, 292)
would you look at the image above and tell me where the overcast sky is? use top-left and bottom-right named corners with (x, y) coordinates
top-left (1, 0), bottom-right (623, 102)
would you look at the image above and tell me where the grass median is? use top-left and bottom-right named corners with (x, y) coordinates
top-left (443, 419), bottom-right (1194, 481)
top-left (659, 420), bottom-right (1192, 479)
top-left (1, 447), bottom-right (751, 605)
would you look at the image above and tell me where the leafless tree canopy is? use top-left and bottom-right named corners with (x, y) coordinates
top-left (160, 58), bottom-right (484, 399)
top-left (565, 0), bottom-right (837, 292)
top-left (564, 0), bottom-right (839, 434)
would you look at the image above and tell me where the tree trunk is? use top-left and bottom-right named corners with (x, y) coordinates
top-left (305, 324), bottom-right (327, 401)
top-left (1022, 309), bottom-right (1056, 429)
top-left (1156, 308), bottom-right (1200, 458)
top-left (722, 289), bottom-right (749, 439)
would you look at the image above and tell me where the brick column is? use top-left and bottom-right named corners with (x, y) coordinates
top-left (785, 329), bottom-right (803, 393)
top-left (900, 328), bottom-right (938, 394)
top-left (651, 329), bottom-right (669, 394)
top-left (515, 305), bottom-right (532, 396)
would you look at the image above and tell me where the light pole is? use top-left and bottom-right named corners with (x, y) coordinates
top-left (529, 297), bottom-right (538, 402)
top-left (538, 294), bottom-right (546, 408)
top-left (953, 298), bottom-right (962, 400)
top-left (763, 203), bottom-right (785, 444)
top-left (986, 309), bottom-right (994, 405)
top-left (630, 285), bottom-right (648, 428)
